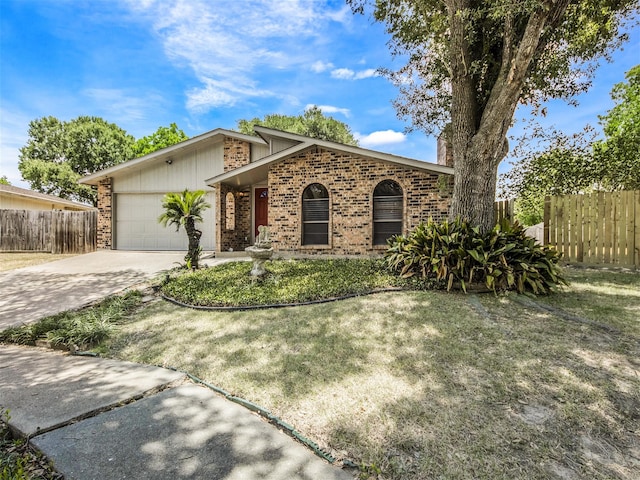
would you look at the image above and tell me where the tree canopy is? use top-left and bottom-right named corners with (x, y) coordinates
top-left (500, 64), bottom-right (640, 225)
top-left (237, 106), bottom-right (359, 145)
top-left (133, 123), bottom-right (189, 157)
top-left (593, 64), bottom-right (640, 190)
top-left (0, 176), bottom-right (10, 185)
top-left (350, 0), bottom-right (637, 232)
top-left (499, 126), bottom-right (598, 224)
top-left (18, 118), bottom-right (191, 206)
top-left (19, 116), bottom-right (135, 205)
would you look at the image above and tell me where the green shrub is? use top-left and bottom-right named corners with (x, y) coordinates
top-left (385, 218), bottom-right (567, 294)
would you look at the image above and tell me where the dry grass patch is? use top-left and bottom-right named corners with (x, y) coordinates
top-left (0, 253), bottom-right (78, 272)
top-left (96, 268), bottom-right (639, 480)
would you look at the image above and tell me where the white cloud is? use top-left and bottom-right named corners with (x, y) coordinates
top-left (186, 84), bottom-right (236, 111)
top-left (330, 68), bottom-right (355, 80)
top-left (186, 78), bottom-right (275, 111)
top-left (331, 68), bottom-right (378, 80)
top-left (357, 130), bottom-right (406, 147)
top-left (126, 0), bottom-right (349, 112)
top-left (305, 104), bottom-right (350, 117)
top-left (325, 5), bottom-right (351, 23)
top-left (82, 88), bottom-right (152, 121)
top-left (311, 61), bottom-right (334, 73)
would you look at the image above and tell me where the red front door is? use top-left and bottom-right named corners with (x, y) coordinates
top-left (254, 188), bottom-right (268, 236)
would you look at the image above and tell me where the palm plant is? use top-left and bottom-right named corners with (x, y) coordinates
top-left (158, 189), bottom-right (211, 269)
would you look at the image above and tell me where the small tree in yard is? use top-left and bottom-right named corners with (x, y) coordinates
top-left (159, 189), bottom-right (211, 269)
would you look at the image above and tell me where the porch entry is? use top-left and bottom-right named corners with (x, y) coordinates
top-left (254, 187), bottom-right (268, 236)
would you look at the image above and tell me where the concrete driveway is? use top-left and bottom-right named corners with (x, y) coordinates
top-left (0, 251), bottom-right (222, 329)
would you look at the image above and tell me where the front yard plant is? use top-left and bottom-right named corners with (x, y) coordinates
top-left (1, 409), bottom-right (61, 480)
top-left (385, 217), bottom-right (567, 293)
top-left (158, 189), bottom-right (211, 269)
top-left (0, 291), bottom-right (141, 349)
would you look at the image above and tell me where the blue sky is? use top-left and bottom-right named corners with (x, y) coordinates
top-left (1, 0), bottom-right (638, 189)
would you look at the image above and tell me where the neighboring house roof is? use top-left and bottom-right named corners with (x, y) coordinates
top-left (0, 184), bottom-right (96, 210)
top-left (205, 125), bottom-right (454, 187)
top-left (79, 128), bottom-right (266, 186)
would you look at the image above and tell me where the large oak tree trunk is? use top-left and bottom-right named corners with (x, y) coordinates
top-left (449, 144), bottom-right (501, 232)
top-left (445, 0), bottom-right (570, 233)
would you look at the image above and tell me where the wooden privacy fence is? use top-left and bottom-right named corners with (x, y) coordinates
top-left (495, 199), bottom-right (515, 224)
top-left (0, 209), bottom-right (97, 254)
top-left (544, 191), bottom-right (639, 267)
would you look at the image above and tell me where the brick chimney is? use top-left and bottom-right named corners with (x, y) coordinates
top-left (437, 128), bottom-right (453, 168)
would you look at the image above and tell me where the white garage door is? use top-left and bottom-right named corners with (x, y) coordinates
top-left (115, 193), bottom-right (216, 251)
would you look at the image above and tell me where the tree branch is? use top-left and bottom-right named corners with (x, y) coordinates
top-left (476, 0), bottom-right (572, 164)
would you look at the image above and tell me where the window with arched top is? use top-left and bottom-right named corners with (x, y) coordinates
top-left (373, 180), bottom-right (403, 245)
top-left (225, 192), bottom-right (235, 230)
top-left (302, 183), bottom-right (329, 245)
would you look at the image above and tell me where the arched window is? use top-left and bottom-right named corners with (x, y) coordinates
top-left (302, 183), bottom-right (329, 245)
top-left (225, 192), bottom-right (235, 230)
top-left (373, 180), bottom-right (403, 245)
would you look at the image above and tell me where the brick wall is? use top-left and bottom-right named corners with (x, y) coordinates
top-left (97, 178), bottom-right (112, 249)
top-left (268, 148), bottom-right (452, 255)
top-left (216, 184), bottom-right (251, 252)
top-left (223, 137), bottom-right (251, 172)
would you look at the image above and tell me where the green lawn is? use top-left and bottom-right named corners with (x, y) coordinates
top-left (99, 265), bottom-right (639, 480)
top-left (160, 258), bottom-right (408, 306)
top-left (2, 264), bottom-right (638, 479)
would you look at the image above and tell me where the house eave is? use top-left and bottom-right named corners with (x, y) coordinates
top-left (205, 129), bottom-right (454, 187)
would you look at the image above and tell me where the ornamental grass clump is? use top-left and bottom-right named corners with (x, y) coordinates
top-left (385, 217), bottom-right (567, 294)
top-left (0, 291), bottom-right (141, 348)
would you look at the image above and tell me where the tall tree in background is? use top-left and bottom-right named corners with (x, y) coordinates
top-left (0, 176), bottom-right (10, 185)
top-left (133, 123), bottom-right (189, 157)
top-left (593, 64), bottom-right (640, 190)
top-left (499, 125), bottom-right (598, 225)
top-left (349, 0), bottom-right (637, 232)
top-left (19, 116), bottom-right (135, 205)
top-left (237, 106), bottom-right (359, 145)
top-left (500, 64), bottom-right (640, 225)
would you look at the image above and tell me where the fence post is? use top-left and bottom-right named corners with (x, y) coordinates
top-left (634, 191), bottom-right (639, 268)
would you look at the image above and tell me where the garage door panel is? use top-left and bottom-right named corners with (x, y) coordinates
top-left (115, 193), bottom-right (215, 251)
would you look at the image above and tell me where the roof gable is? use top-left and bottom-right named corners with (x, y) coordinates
top-left (205, 126), bottom-right (453, 186)
top-left (79, 128), bottom-right (266, 185)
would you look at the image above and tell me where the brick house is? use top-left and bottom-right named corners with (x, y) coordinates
top-left (80, 126), bottom-right (454, 255)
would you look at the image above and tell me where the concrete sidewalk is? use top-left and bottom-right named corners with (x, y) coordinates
top-left (0, 345), bottom-right (353, 480)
